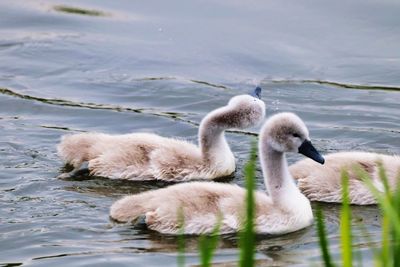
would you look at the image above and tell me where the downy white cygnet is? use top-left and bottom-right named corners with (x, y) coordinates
top-left (290, 151), bottom-right (400, 205)
top-left (109, 112), bottom-right (325, 234)
top-left (57, 87), bottom-right (265, 181)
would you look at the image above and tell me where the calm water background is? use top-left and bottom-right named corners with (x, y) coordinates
top-left (1, 0), bottom-right (399, 266)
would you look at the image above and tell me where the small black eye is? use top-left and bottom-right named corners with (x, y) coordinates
top-left (292, 133), bottom-right (300, 138)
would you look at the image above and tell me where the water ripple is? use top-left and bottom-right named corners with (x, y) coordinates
top-left (270, 79), bottom-right (400, 92)
top-left (0, 87), bottom-right (257, 136)
top-left (53, 6), bottom-right (108, 17)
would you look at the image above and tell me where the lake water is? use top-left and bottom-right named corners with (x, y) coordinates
top-left (1, 0), bottom-right (399, 266)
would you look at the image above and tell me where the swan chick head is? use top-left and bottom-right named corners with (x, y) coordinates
top-left (224, 87), bottom-right (266, 129)
top-left (261, 112), bottom-right (325, 164)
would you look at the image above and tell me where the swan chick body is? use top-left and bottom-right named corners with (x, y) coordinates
top-left (57, 88), bottom-right (265, 181)
top-left (110, 112), bottom-right (325, 235)
top-left (290, 151), bottom-right (400, 205)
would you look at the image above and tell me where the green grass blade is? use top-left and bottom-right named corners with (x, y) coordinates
top-left (390, 170), bottom-right (400, 267)
top-left (315, 205), bottom-right (335, 267)
top-left (198, 216), bottom-right (221, 267)
top-left (239, 140), bottom-right (257, 267)
top-left (340, 170), bottom-right (352, 267)
top-left (356, 164), bottom-right (400, 266)
top-left (380, 215), bottom-right (390, 267)
top-left (377, 161), bottom-right (390, 196)
top-left (356, 169), bottom-right (400, 236)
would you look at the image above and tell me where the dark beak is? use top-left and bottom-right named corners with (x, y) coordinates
top-left (298, 140), bottom-right (325, 164)
top-left (249, 86), bottom-right (262, 99)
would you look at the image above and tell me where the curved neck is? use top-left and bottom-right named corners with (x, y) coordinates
top-left (259, 141), bottom-right (299, 202)
top-left (198, 108), bottom-right (234, 165)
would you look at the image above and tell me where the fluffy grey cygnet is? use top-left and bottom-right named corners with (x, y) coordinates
top-left (109, 112), bottom-right (325, 235)
top-left (290, 152), bottom-right (400, 205)
top-left (57, 87), bottom-right (265, 181)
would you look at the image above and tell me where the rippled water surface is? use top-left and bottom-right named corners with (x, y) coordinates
top-left (1, 0), bottom-right (400, 266)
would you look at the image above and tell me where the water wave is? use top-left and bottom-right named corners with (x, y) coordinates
top-left (0, 87), bottom-right (256, 136)
top-left (268, 79), bottom-right (400, 92)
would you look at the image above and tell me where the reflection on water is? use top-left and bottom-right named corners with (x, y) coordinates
top-left (1, 0), bottom-right (399, 266)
